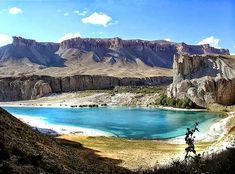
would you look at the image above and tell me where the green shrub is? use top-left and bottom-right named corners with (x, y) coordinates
top-left (156, 95), bottom-right (199, 109)
top-left (166, 97), bottom-right (176, 107)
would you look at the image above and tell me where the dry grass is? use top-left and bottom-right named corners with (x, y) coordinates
top-left (58, 135), bottom-right (212, 170)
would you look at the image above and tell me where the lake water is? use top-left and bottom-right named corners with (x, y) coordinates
top-left (3, 106), bottom-right (220, 139)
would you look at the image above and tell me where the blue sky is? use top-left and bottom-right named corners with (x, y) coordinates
top-left (0, 0), bottom-right (234, 54)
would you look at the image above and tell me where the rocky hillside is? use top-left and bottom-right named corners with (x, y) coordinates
top-left (167, 54), bottom-right (235, 107)
top-left (58, 37), bottom-right (229, 68)
top-left (0, 36), bottom-right (229, 77)
top-left (0, 107), bottom-right (130, 174)
top-left (0, 37), bottom-right (62, 67)
top-left (0, 75), bottom-right (172, 101)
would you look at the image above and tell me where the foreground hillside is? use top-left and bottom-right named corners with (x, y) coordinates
top-left (0, 36), bottom-right (229, 77)
top-left (1, 107), bottom-right (235, 174)
top-left (0, 108), bottom-right (130, 174)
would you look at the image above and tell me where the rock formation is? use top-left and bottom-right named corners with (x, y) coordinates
top-left (31, 80), bottom-right (52, 99)
top-left (0, 36), bottom-right (229, 69)
top-left (167, 54), bottom-right (235, 107)
top-left (0, 36), bottom-right (231, 102)
top-left (0, 75), bottom-right (172, 101)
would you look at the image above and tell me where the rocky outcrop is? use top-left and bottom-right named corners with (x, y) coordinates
top-left (0, 36), bottom-right (229, 69)
top-left (0, 75), bottom-right (172, 101)
top-left (167, 54), bottom-right (235, 107)
top-left (31, 80), bottom-right (52, 99)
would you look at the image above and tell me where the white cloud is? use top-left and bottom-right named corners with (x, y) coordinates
top-left (64, 12), bottom-right (69, 16)
top-left (108, 20), bottom-right (119, 26)
top-left (233, 45), bottom-right (235, 49)
top-left (9, 7), bottom-right (23, 15)
top-left (197, 36), bottom-right (220, 48)
top-left (81, 12), bottom-right (113, 27)
top-left (74, 10), bottom-right (87, 16)
top-left (164, 38), bottom-right (171, 42)
top-left (57, 33), bottom-right (81, 43)
top-left (0, 34), bottom-right (12, 46)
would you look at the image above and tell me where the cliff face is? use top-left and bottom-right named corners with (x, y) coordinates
top-left (0, 75), bottom-right (172, 101)
top-left (167, 54), bottom-right (235, 107)
top-left (59, 37), bottom-right (229, 68)
top-left (0, 37), bottom-right (62, 67)
top-left (0, 36), bottom-right (229, 69)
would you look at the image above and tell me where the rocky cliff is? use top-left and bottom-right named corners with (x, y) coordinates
top-left (0, 75), bottom-right (172, 101)
top-left (0, 37), bottom-right (62, 67)
top-left (167, 54), bottom-right (235, 107)
top-left (58, 37), bottom-right (229, 68)
top-left (0, 36), bottom-right (229, 69)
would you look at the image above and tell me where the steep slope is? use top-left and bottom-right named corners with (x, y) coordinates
top-left (0, 37), bottom-right (63, 67)
top-left (58, 37), bottom-right (229, 68)
top-left (167, 54), bottom-right (235, 107)
top-left (0, 107), bottom-right (130, 174)
top-left (0, 36), bottom-right (229, 77)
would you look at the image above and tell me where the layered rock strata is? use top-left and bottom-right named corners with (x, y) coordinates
top-left (167, 54), bottom-right (235, 107)
top-left (0, 75), bottom-right (172, 101)
top-left (0, 36), bottom-right (229, 69)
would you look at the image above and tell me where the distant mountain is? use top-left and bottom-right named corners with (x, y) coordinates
top-left (0, 36), bottom-right (229, 77)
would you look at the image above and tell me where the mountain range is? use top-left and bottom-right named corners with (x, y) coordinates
top-left (0, 36), bottom-right (229, 78)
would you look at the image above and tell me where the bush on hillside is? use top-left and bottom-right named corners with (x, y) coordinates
top-left (155, 95), bottom-right (200, 109)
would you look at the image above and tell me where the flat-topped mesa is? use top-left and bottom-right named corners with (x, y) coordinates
top-left (167, 54), bottom-right (235, 107)
top-left (59, 37), bottom-right (230, 55)
top-left (12, 36), bottom-right (59, 51)
top-left (12, 36), bottom-right (37, 46)
top-left (0, 36), bottom-right (230, 69)
top-left (60, 37), bottom-right (124, 50)
top-left (176, 42), bottom-right (229, 55)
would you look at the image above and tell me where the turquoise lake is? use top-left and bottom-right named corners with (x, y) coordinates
top-left (2, 106), bottom-right (220, 139)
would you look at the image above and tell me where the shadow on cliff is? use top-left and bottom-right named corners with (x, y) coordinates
top-left (0, 44), bottom-right (66, 67)
top-left (184, 58), bottom-right (221, 80)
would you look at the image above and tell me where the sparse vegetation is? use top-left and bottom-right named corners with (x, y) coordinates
top-left (113, 86), bottom-right (166, 94)
top-left (155, 94), bottom-right (201, 109)
top-left (71, 86), bottom-right (166, 95)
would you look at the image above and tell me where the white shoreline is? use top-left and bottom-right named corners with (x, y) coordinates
top-left (156, 105), bottom-right (207, 112)
top-left (168, 112), bottom-right (234, 144)
top-left (13, 114), bottom-right (116, 137)
top-left (2, 105), bottom-right (232, 145)
top-left (0, 103), bottom-right (207, 112)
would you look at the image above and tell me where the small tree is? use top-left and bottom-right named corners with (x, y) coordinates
top-left (184, 122), bottom-right (200, 160)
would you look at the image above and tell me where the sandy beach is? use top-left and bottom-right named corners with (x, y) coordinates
top-left (14, 114), bottom-right (115, 137)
